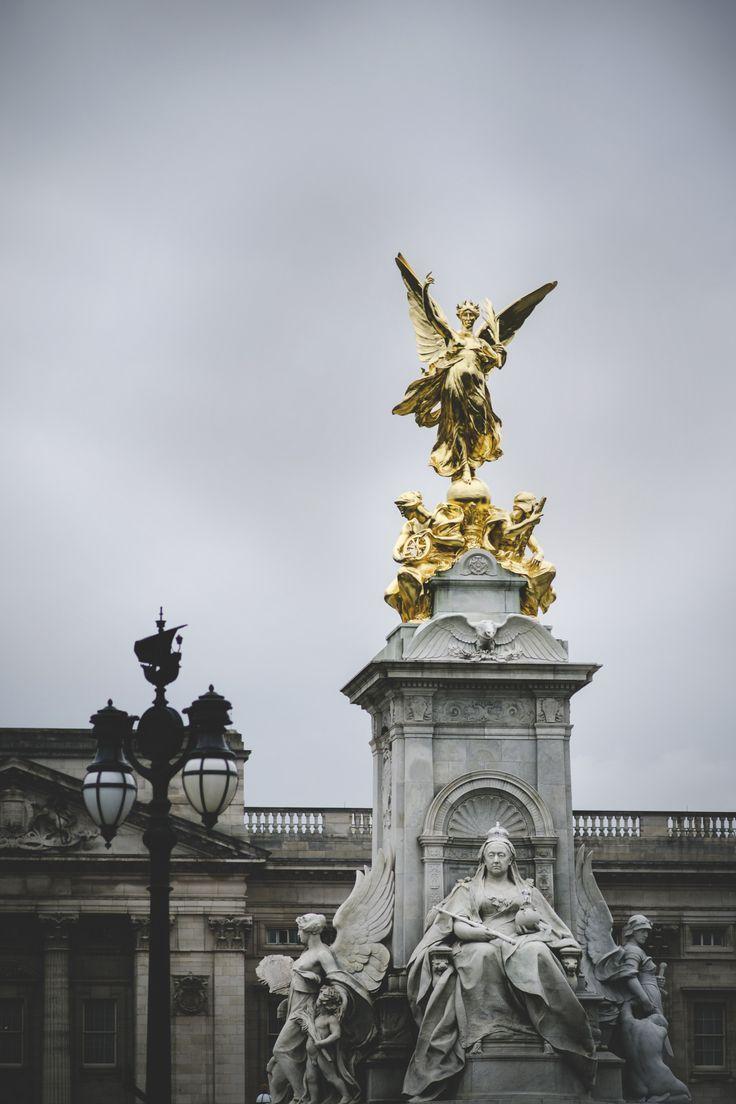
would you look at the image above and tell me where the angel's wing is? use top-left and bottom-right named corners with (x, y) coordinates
top-left (255, 954), bottom-right (294, 995)
top-left (331, 848), bottom-right (395, 994)
top-left (396, 253), bottom-right (452, 366)
top-left (489, 281), bottom-right (557, 346)
top-left (491, 616), bottom-right (568, 662)
top-left (405, 615), bottom-right (479, 661)
top-left (575, 845), bottom-right (623, 999)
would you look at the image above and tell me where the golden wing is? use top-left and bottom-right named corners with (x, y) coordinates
top-left (396, 253), bottom-right (451, 366)
top-left (496, 281), bottom-right (557, 346)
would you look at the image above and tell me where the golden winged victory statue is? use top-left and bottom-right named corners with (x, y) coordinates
top-left (386, 254), bottom-right (558, 623)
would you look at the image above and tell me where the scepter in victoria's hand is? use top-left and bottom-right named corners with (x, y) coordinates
top-left (436, 907), bottom-right (518, 945)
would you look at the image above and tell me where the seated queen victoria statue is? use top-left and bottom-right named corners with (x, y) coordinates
top-left (403, 825), bottom-right (596, 1102)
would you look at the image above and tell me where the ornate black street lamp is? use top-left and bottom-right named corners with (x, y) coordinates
top-left (82, 611), bottom-right (238, 1104)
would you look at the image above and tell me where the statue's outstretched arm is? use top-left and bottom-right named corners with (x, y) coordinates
top-left (527, 534), bottom-right (543, 558)
top-left (422, 275), bottom-right (452, 343)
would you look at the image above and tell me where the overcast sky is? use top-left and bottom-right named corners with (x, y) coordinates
top-left (1, 1), bottom-right (734, 811)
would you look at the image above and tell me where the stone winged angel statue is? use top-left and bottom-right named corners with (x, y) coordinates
top-left (257, 848), bottom-right (394, 1104)
top-left (393, 254), bottom-right (556, 486)
top-left (575, 846), bottom-right (691, 1103)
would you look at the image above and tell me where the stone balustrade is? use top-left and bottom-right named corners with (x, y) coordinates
top-left (573, 810), bottom-right (736, 840)
top-left (244, 807), bottom-right (373, 836)
top-left (245, 807), bottom-right (736, 841)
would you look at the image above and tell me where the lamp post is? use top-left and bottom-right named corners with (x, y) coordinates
top-left (82, 612), bottom-right (238, 1104)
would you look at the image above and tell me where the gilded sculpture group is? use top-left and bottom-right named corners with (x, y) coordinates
top-left (385, 488), bottom-right (556, 623)
top-left (386, 254), bottom-right (557, 623)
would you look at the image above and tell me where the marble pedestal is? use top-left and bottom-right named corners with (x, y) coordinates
top-left (449, 1036), bottom-right (590, 1103)
top-left (366, 1038), bottom-right (624, 1104)
top-left (342, 549), bottom-right (599, 965)
top-left (343, 548), bottom-right (623, 1103)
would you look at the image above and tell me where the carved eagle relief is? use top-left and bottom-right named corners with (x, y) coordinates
top-left (404, 614), bottom-right (567, 663)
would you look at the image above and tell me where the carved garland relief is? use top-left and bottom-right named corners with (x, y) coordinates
top-left (437, 698), bottom-right (535, 724)
top-left (381, 744), bottom-right (392, 830)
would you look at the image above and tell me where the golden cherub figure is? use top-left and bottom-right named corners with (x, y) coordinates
top-left (393, 254), bottom-right (556, 491)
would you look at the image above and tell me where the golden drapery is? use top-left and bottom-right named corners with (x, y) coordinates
top-left (393, 334), bottom-right (504, 479)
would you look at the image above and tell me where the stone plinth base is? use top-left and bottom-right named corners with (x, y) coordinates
top-left (590, 1051), bottom-right (625, 1102)
top-left (365, 1054), bottom-right (409, 1104)
top-left (449, 1037), bottom-right (589, 1103)
top-left (366, 1036), bottom-right (624, 1104)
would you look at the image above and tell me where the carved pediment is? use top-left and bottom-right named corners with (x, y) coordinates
top-left (0, 758), bottom-right (264, 861)
top-left (0, 782), bottom-right (98, 852)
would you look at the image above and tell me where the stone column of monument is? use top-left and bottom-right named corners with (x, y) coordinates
top-left (344, 548), bottom-right (597, 966)
top-left (39, 913), bottom-right (78, 1104)
top-left (343, 543), bottom-right (614, 1100)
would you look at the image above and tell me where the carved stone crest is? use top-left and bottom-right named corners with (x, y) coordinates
top-left (462, 553), bottom-right (495, 576)
top-left (404, 696), bottom-right (432, 723)
top-left (0, 789), bottom-right (97, 851)
top-left (173, 973), bottom-right (208, 1015)
top-left (537, 697), bottom-right (564, 723)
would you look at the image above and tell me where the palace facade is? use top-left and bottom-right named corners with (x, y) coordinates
top-left (0, 727), bottom-right (734, 1104)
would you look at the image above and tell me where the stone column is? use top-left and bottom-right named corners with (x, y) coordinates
top-left (130, 917), bottom-right (150, 1095)
top-left (208, 916), bottom-right (252, 1104)
top-left (393, 693), bottom-right (436, 966)
top-left (39, 913), bottom-right (77, 1104)
top-left (131, 914), bottom-right (176, 1094)
top-left (533, 693), bottom-right (576, 925)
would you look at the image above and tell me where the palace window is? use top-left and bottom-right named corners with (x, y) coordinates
top-left (266, 927), bottom-right (300, 945)
top-left (0, 998), bottom-right (23, 1066)
top-left (267, 995), bottom-right (283, 1058)
top-left (692, 1002), bottom-right (726, 1069)
top-left (691, 928), bottom-right (726, 947)
top-left (82, 998), bottom-right (117, 1067)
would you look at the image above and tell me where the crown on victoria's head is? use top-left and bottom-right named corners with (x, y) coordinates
top-left (484, 822), bottom-right (511, 844)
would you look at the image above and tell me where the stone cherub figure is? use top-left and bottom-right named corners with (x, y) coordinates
top-left (575, 847), bottom-right (691, 1103)
top-left (256, 849), bottom-right (394, 1104)
top-left (393, 253), bottom-right (556, 488)
top-left (298, 985), bottom-right (353, 1104)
